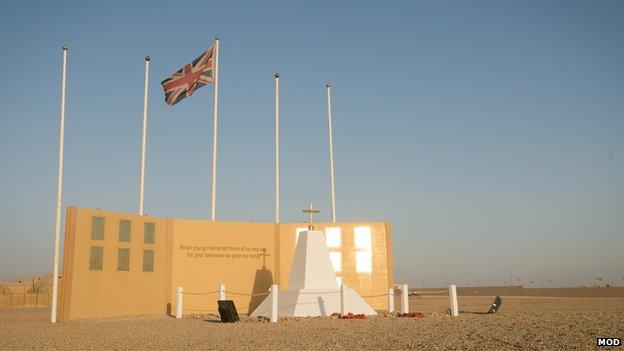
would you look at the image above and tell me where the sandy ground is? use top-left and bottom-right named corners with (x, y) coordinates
top-left (1, 296), bottom-right (622, 350)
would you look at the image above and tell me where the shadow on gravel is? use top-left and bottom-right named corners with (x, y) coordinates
top-left (459, 296), bottom-right (502, 315)
top-left (459, 310), bottom-right (490, 315)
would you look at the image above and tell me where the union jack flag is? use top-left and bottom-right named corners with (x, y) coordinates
top-left (161, 45), bottom-right (214, 106)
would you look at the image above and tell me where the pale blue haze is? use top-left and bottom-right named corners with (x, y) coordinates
top-left (0, 0), bottom-right (622, 287)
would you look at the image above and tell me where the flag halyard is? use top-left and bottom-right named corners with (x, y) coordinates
top-left (161, 45), bottom-right (214, 106)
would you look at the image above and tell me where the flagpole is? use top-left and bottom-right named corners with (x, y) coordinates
top-left (326, 83), bottom-right (337, 223)
top-left (139, 56), bottom-right (150, 216)
top-left (51, 44), bottom-right (68, 323)
top-left (275, 73), bottom-right (280, 223)
top-left (210, 36), bottom-right (220, 221)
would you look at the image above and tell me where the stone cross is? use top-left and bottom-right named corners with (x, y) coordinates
top-left (303, 202), bottom-right (319, 230)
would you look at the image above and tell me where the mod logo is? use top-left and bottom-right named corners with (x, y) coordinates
top-left (597, 338), bottom-right (621, 347)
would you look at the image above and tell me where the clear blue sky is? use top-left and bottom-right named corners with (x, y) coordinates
top-left (0, 0), bottom-right (622, 287)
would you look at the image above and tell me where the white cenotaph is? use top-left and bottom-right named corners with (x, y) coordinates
top-left (251, 204), bottom-right (376, 318)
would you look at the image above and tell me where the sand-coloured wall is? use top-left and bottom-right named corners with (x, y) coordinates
top-left (59, 207), bottom-right (393, 320)
top-left (169, 220), bottom-right (277, 315)
top-left (59, 207), bottom-right (170, 321)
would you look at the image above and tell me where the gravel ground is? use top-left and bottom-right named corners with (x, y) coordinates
top-left (1, 296), bottom-right (622, 350)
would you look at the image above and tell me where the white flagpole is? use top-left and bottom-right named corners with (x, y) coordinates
top-left (139, 56), bottom-right (150, 216)
top-left (51, 44), bottom-right (68, 323)
top-left (326, 83), bottom-right (337, 223)
top-left (275, 73), bottom-right (280, 223)
top-left (210, 36), bottom-right (220, 221)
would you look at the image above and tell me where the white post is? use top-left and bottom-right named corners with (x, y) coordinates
top-left (325, 83), bottom-right (337, 223)
top-left (138, 56), bottom-right (150, 216)
top-left (176, 286), bottom-right (183, 319)
top-left (210, 36), bottom-right (220, 221)
top-left (51, 45), bottom-right (68, 324)
top-left (401, 283), bottom-right (409, 314)
top-left (388, 288), bottom-right (394, 313)
top-left (274, 73), bottom-right (280, 223)
top-left (340, 283), bottom-right (347, 315)
top-left (219, 284), bottom-right (225, 301)
top-left (270, 284), bottom-right (278, 323)
top-left (449, 284), bottom-right (458, 317)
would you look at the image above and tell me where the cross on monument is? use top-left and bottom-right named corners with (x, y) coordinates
top-left (259, 248), bottom-right (270, 269)
top-left (303, 202), bottom-right (320, 230)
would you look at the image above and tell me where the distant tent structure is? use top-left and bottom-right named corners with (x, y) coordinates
top-left (0, 280), bottom-right (11, 295)
top-left (28, 274), bottom-right (54, 293)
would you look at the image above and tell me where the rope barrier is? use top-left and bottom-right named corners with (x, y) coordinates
top-left (184, 305), bottom-right (254, 312)
top-left (225, 290), bottom-right (270, 297)
top-left (415, 290), bottom-right (448, 295)
top-left (361, 293), bottom-right (388, 298)
top-left (181, 290), bottom-right (219, 296)
top-left (248, 292), bottom-right (270, 297)
top-left (299, 290), bottom-right (340, 295)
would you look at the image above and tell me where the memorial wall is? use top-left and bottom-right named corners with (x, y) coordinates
top-left (59, 207), bottom-right (393, 321)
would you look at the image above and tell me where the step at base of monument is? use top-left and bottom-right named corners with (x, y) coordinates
top-left (250, 288), bottom-right (377, 318)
